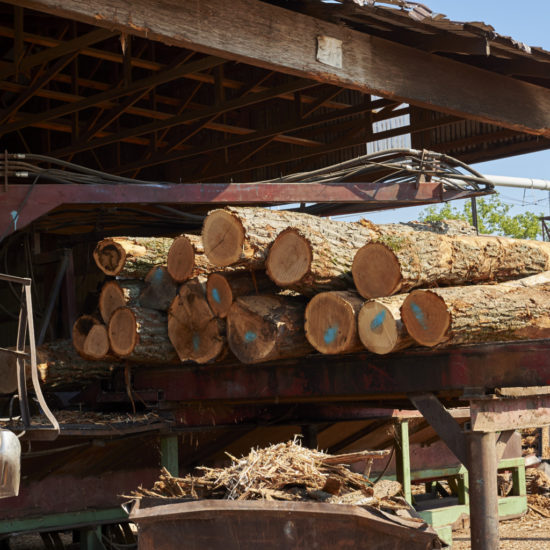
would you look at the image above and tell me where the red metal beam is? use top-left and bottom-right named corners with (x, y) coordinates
top-left (127, 340), bottom-right (550, 405)
top-left (0, 180), bottom-right (477, 239)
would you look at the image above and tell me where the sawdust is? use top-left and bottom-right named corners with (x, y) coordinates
top-left (131, 438), bottom-right (404, 509)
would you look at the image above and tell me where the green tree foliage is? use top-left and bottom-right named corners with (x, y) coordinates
top-left (420, 195), bottom-right (543, 240)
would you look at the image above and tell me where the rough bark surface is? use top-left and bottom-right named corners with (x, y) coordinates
top-left (358, 295), bottom-right (413, 355)
top-left (304, 291), bottom-right (364, 354)
top-left (353, 233), bottom-right (550, 299)
top-left (72, 315), bottom-right (110, 360)
top-left (168, 279), bottom-right (226, 363)
top-left (139, 266), bottom-right (178, 311)
top-left (0, 340), bottom-right (122, 393)
top-left (108, 306), bottom-right (178, 362)
top-left (227, 295), bottom-right (312, 364)
top-left (401, 282), bottom-right (550, 347)
top-left (206, 270), bottom-right (275, 318)
top-left (167, 234), bottom-right (211, 283)
top-left (93, 237), bottom-right (173, 278)
top-left (99, 280), bottom-right (145, 323)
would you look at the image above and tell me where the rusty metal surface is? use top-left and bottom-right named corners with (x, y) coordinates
top-left (0, 179), bottom-right (477, 238)
top-left (127, 340), bottom-right (550, 406)
top-left (131, 499), bottom-right (442, 550)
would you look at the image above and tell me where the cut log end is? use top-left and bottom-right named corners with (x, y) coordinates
top-left (108, 307), bottom-right (138, 356)
top-left (99, 280), bottom-right (126, 323)
top-left (72, 315), bottom-right (109, 360)
top-left (93, 239), bottom-right (126, 276)
top-left (358, 302), bottom-right (399, 355)
top-left (352, 242), bottom-right (402, 298)
top-left (401, 290), bottom-right (450, 347)
top-left (266, 229), bottom-right (312, 286)
top-left (202, 209), bottom-right (245, 266)
top-left (227, 301), bottom-right (276, 364)
top-left (167, 235), bottom-right (196, 283)
top-left (206, 272), bottom-right (233, 318)
top-left (139, 266), bottom-right (177, 311)
top-left (305, 293), bottom-right (358, 354)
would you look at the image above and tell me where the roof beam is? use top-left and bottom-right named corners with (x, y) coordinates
top-left (10, 0), bottom-right (550, 137)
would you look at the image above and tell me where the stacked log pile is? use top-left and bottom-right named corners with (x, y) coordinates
top-left (46, 206), bottom-right (550, 391)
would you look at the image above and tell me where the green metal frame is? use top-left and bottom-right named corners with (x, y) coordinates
top-left (391, 421), bottom-right (527, 546)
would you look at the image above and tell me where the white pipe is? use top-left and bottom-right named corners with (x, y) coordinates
top-left (481, 174), bottom-right (550, 191)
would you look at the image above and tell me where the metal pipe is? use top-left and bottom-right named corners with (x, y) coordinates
top-left (466, 430), bottom-right (499, 550)
top-left (482, 174), bottom-right (550, 191)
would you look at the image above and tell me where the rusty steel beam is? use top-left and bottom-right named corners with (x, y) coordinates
top-left (10, 0), bottom-right (550, 137)
top-left (0, 180), bottom-right (450, 238)
top-left (126, 341), bottom-right (550, 405)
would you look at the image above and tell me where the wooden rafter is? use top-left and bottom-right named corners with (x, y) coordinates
top-left (9, 0), bottom-right (550, 137)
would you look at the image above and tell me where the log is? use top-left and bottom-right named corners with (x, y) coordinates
top-left (93, 236), bottom-right (172, 278)
top-left (72, 315), bottom-right (110, 360)
top-left (202, 206), bottom-right (324, 268)
top-left (304, 291), bottom-right (364, 354)
top-left (357, 295), bottom-right (413, 355)
top-left (227, 295), bottom-right (313, 364)
top-left (99, 280), bottom-right (145, 323)
top-left (139, 266), bottom-right (178, 311)
top-left (0, 340), bottom-right (122, 393)
top-left (167, 280), bottom-right (226, 363)
top-left (206, 270), bottom-right (275, 318)
top-left (265, 215), bottom-right (467, 295)
top-left (401, 282), bottom-right (550, 348)
top-left (108, 306), bottom-right (178, 362)
top-left (166, 234), bottom-right (211, 283)
top-left (352, 233), bottom-right (550, 299)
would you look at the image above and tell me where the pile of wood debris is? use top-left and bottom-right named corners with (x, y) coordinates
top-left (131, 439), bottom-right (406, 510)
top-left (527, 468), bottom-right (550, 518)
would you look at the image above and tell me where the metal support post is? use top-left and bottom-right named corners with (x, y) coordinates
top-left (80, 526), bottom-right (106, 550)
top-left (466, 431), bottom-right (499, 550)
top-left (395, 420), bottom-right (412, 504)
top-left (160, 434), bottom-right (179, 476)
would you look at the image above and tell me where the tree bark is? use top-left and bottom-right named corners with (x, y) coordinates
top-left (206, 270), bottom-right (275, 318)
top-left (72, 315), bottom-right (110, 360)
top-left (139, 266), bottom-right (178, 311)
top-left (167, 279), bottom-right (226, 363)
top-left (227, 295), bottom-right (312, 364)
top-left (353, 233), bottom-right (550, 299)
top-left (93, 237), bottom-right (172, 278)
top-left (108, 306), bottom-right (178, 362)
top-left (358, 295), bottom-right (413, 355)
top-left (166, 234), bottom-right (211, 283)
top-left (401, 282), bottom-right (550, 347)
top-left (304, 291), bottom-right (364, 354)
top-left (99, 280), bottom-right (145, 323)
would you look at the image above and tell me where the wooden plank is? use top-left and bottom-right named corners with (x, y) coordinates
top-left (470, 395), bottom-right (550, 431)
top-left (9, 0), bottom-right (550, 137)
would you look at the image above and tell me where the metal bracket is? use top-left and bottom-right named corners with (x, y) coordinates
top-left (409, 392), bottom-right (468, 466)
top-left (0, 273), bottom-right (59, 439)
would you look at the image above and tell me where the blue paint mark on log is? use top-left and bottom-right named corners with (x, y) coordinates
top-left (212, 288), bottom-right (221, 303)
top-left (10, 211), bottom-right (18, 230)
top-left (370, 310), bottom-right (386, 330)
top-left (324, 325), bottom-right (338, 344)
top-left (245, 331), bottom-right (257, 343)
top-left (410, 302), bottom-right (428, 330)
top-left (192, 334), bottom-right (200, 351)
top-left (153, 267), bottom-right (163, 281)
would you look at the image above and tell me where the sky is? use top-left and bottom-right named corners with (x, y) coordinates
top-left (337, 1), bottom-right (550, 225)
